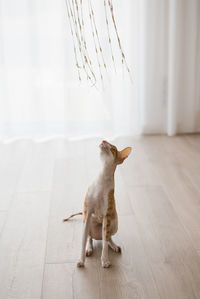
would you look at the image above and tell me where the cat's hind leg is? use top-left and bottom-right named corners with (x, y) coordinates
top-left (86, 236), bottom-right (93, 256)
top-left (108, 237), bottom-right (121, 253)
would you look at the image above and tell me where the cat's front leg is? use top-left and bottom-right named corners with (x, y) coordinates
top-left (77, 214), bottom-right (91, 267)
top-left (86, 236), bottom-right (93, 256)
top-left (101, 216), bottom-right (111, 268)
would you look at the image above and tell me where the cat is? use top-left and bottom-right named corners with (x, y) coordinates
top-left (63, 140), bottom-right (132, 268)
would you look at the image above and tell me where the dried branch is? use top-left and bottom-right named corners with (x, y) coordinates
top-left (88, 0), bottom-right (104, 82)
top-left (65, 0), bottom-right (81, 81)
top-left (107, 0), bottom-right (132, 82)
top-left (65, 0), bottom-right (132, 86)
top-left (104, 0), bottom-right (116, 72)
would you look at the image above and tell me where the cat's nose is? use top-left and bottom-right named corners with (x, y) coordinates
top-left (102, 140), bottom-right (106, 144)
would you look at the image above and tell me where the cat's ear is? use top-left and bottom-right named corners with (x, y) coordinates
top-left (118, 147), bottom-right (132, 164)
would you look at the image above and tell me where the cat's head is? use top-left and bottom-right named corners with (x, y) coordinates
top-left (99, 140), bottom-right (132, 166)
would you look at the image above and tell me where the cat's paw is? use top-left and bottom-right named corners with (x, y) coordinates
top-left (86, 249), bottom-right (93, 257)
top-left (101, 260), bottom-right (111, 268)
top-left (77, 260), bottom-right (85, 267)
top-left (113, 245), bottom-right (121, 253)
top-left (109, 243), bottom-right (121, 253)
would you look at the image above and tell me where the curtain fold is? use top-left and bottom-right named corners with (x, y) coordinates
top-left (140, 0), bottom-right (200, 136)
top-left (0, 0), bottom-right (199, 140)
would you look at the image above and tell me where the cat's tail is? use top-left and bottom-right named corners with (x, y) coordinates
top-left (63, 212), bottom-right (83, 222)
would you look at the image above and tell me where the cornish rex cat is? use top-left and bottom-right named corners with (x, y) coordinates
top-left (63, 140), bottom-right (132, 268)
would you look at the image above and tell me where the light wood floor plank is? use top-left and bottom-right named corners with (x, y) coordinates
top-left (43, 214), bottom-right (160, 299)
top-left (128, 185), bottom-right (200, 299)
top-left (183, 167), bottom-right (200, 194)
top-left (0, 141), bottom-right (31, 210)
top-left (130, 136), bottom-right (200, 255)
top-left (17, 141), bottom-right (55, 192)
top-left (46, 141), bottom-right (89, 264)
top-left (97, 214), bottom-right (160, 299)
top-left (42, 263), bottom-right (101, 299)
top-left (0, 211), bottom-right (6, 235)
top-left (120, 137), bottom-right (159, 186)
top-left (115, 171), bottom-right (134, 216)
top-left (184, 134), bottom-right (200, 153)
top-left (1, 135), bottom-right (200, 299)
top-left (0, 192), bottom-right (51, 299)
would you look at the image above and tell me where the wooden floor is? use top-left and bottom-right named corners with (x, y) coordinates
top-left (0, 135), bottom-right (200, 299)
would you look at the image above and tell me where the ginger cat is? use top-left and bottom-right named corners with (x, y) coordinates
top-left (63, 140), bottom-right (132, 268)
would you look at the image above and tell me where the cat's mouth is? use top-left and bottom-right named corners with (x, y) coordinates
top-left (100, 140), bottom-right (107, 146)
top-left (99, 140), bottom-right (109, 151)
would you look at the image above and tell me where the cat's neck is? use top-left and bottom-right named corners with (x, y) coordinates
top-left (99, 162), bottom-right (116, 184)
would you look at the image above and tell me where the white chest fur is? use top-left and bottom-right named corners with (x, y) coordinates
top-left (87, 164), bottom-right (115, 217)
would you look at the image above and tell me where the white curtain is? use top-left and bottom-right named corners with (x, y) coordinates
top-left (139, 0), bottom-right (200, 136)
top-left (0, 0), bottom-right (199, 140)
